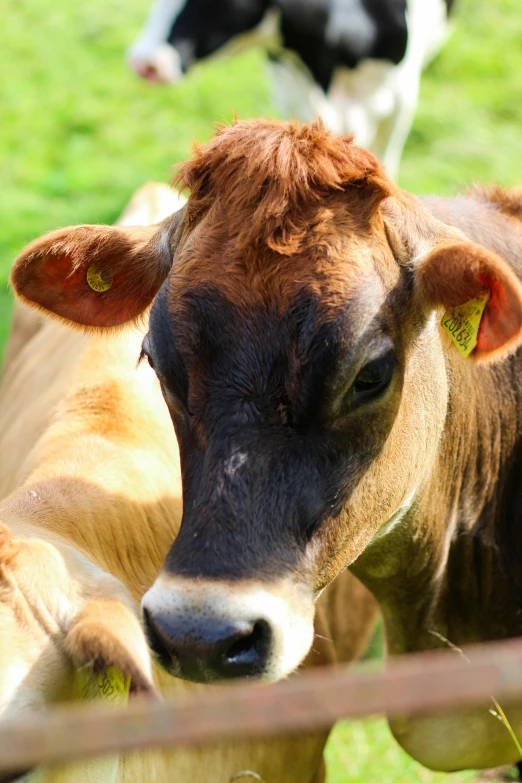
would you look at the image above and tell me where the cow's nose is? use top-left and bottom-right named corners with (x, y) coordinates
top-left (128, 58), bottom-right (165, 83)
top-left (142, 607), bottom-right (272, 681)
top-left (127, 43), bottom-right (182, 84)
top-left (142, 576), bottom-right (315, 683)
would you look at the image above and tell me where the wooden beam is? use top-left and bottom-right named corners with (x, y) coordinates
top-left (2, 638), bottom-right (522, 772)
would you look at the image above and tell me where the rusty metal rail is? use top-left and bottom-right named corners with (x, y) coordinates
top-left (2, 638), bottom-right (522, 772)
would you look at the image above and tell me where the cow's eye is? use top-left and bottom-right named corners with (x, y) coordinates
top-left (138, 338), bottom-right (155, 370)
top-left (345, 352), bottom-right (396, 409)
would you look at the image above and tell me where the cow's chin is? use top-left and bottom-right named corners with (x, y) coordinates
top-left (142, 576), bottom-right (316, 684)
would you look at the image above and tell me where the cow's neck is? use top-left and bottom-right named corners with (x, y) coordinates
top-left (351, 349), bottom-right (522, 656)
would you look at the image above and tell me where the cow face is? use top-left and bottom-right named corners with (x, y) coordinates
top-left (12, 120), bottom-right (522, 683)
top-left (139, 208), bottom-right (404, 680)
top-left (128, 0), bottom-right (270, 83)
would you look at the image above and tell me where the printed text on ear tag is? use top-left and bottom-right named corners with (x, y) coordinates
top-left (74, 665), bottom-right (130, 707)
top-left (86, 262), bottom-right (113, 293)
top-left (441, 289), bottom-right (490, 358)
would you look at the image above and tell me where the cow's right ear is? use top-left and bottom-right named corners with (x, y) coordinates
top-left (415, 239), bottom-right (522, 361)
top-left (382, 193), bottom-right (522, 361)
top-left (11, 221), bottom-right (174, 329)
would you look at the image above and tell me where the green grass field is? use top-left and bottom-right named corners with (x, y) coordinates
top-left (2, 0), bottom-right (522, 779)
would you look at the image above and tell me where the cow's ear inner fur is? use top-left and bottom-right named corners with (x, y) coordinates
top-left (11, 219), bottom-right (175, 330)
top-left (416, 240), bottom-right (522, 361)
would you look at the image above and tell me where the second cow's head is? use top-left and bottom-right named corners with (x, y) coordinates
top-left (12, 120), bottom-right (522, 683)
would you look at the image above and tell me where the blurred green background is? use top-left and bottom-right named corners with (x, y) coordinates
top-left (2, 0), bottom-right (522, 778)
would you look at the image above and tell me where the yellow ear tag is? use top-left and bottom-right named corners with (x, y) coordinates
top-left (86, 262), bottom-right (113, 293)
top-left (74, 666), bottom-right (130, 708)
top-left (441, 289), bottom-right (490, 358)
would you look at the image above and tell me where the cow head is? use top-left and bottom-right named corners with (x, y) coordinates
top-left (12, 120), bottom-right (522, 683)
top-left (128, 0), bottom-right (270, 83)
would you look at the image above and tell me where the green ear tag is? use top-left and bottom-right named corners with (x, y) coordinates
top-left (441, 289), bottom-right (490, 358)
top-left (74, 666), bottom-right (130, 707)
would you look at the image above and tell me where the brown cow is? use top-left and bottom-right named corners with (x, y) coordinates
top-left (0, 182), bottom-right (377, 783)
top-left (11, 119), bottom-right (522, 771)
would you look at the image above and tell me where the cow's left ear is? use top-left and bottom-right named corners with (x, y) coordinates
top-left (11, 221), bottom-right (173, 329)
top-left (416, 240), bottom-right (522, 361)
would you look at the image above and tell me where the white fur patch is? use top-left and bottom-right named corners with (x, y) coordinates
top-left (128, 0), bottom-right (186, 61)
top-left (224, 450), bottom-right (248, 478)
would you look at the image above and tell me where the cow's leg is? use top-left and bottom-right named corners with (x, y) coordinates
top-left (324, 60), bottom-right (407, 180)
top-left (0, 523), bottom-right (130, 782)
top-left (267, 56), bottom-right (412, 178)
top-left (371, 64), bottom-right (421, 179)
top-left (266, 59), bottom-right (340, 130)
top-left (375, 0), bottom-right (450, 177)
top-left (327, 57), bottom-right (420, 180)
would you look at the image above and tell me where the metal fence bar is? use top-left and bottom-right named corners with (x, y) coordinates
top-left (2, 637), bottom-right (522, 772)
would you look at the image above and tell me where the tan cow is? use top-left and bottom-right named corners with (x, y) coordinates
top-left (13, 118), bottom-right (522, 772)
top-left (0, 182), bottom-right (377, 783)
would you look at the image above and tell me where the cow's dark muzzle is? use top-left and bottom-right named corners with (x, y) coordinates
top-left (143, 607), bottom-right (271, 682)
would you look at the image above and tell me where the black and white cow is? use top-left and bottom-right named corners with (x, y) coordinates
top-left (128, 0), bottom-right (454, 178)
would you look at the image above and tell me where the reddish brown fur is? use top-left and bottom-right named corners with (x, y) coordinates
top-left (11, 224), bottom-right (170, 329)
top-left (175, 119), bottom-right (391, 256)
top-left (168, 121), bottom-right (398, 366)
top-left (472, 184), bottom-right (522, 220)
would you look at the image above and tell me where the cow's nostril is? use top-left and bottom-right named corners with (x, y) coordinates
top-left (222, 619), bottom-right (271, 673)
top-left (131, 59), bottom-right (163, 83)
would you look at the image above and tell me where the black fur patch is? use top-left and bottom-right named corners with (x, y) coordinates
top-left (164, 0), bottom-right (443, 90)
